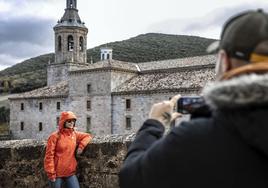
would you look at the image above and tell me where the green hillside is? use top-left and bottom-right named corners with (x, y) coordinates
top-left (88, 33), bottom-right (215, 63)
top-left (0, 33), bottom-right (216, 94)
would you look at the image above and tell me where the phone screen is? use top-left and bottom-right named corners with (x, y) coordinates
top-left (177, 96), bottom-right (204, 114)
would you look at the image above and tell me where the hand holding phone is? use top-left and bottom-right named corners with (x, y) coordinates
top-left (149, 95), bottom-right (182, 127)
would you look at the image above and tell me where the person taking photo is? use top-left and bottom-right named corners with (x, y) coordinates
top-left (119, 9), bottom-right (268, 188)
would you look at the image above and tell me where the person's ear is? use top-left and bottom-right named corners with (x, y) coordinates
top-left (215, 50), bottom-right (231, 80)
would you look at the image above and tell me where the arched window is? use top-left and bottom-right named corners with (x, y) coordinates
top-left (107, 54), bottom-right (110, 59)
top-left (58, 36), bottom-right (62, 51)
top-left (67, 0), bottom-right (76, 9)
top-left (70, 0), bottom-right (73, 8)
top-left (102, 54), bottom-right (105, 60)
top-left (79, 36), bottom-right (83, 51)
top-left (68, 35), bottom-right (74, 51)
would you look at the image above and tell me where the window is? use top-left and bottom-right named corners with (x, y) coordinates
top-left (70, 0), bottom-right (73, 8)
top-left (58, 36), bottom-right (62, 51)
top-left (126, 99), bottom-right (131, 110)
top-left (101, 53), bottom-right (105, 60)
top-left (79, 36), bottom-right (83, 51)
top-left (39, 102), bottom-right (43, 111)
top-left (107, 54), bottom-right (110, 59)
top-left (57, 102), bottom-right (61, 110)
top-left (87, 117), bottom-right (91, 132)
top-left (20, 122), bottom-right (24, 131)
top-left (87, 84), bottom-right (91, 93)
top-left (20, 103), bottom-right (24, 111)
top-left (56, 117), bottom-right (60, 127)
top-left (67, 35), bottom-right (74, 51)
top-left (126, 117), bottom-right (131, 130)
top-left (39, 122), bottom-right (43, 131)
top-left (87, 100), bottom-right (91, 110)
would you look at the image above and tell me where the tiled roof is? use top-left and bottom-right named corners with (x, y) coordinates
top-left (9, 81), bottom-right (68, 100)
top-left (112, 68), bottom-right (215, 93)
top-left (54, 7), bottom-right (86, 29)
top-left (138, 55), bottom-right (216, 71)
top-left (73, 55), bottom-right (216, 73)
top-left (72, 59), bottom-right (138, 72)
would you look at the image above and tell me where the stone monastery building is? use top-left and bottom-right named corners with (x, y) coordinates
top-left (9, 0), bottom-right (216, 140)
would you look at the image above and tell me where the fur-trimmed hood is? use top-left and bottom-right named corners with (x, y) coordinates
top-left (203, 73), bottom-right (268, 157)
top-left (203, 73), bottom-right (268, 110)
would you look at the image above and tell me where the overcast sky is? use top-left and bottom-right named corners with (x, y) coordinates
top-left (0, 0), bottom-right (267, 71)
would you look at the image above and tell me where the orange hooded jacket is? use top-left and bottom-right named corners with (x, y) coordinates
top-left (44, 111), bottom-right (92, 180)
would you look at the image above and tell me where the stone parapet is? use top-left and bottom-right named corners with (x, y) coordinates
top-left (0, 134), bottom-right (11, 141)
top-left (0, 134), bottom-right (135, 188)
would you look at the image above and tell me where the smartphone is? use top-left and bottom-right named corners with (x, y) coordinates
top-left (177, 96), bottom-right (204, 114)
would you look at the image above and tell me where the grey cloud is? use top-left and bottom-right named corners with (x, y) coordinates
top-left (148, 2), bottom-right (268, 37)
top-left (0, 41), bottom-right (52, 58)
top-left (183, 3), bottom-right (268, 33)
top-left (1, 0), bottom-right (58, 6)
top-left (0, 15), bottom-right (55, 45)
top-left (0, 14), bottom-right (56, 69)
top-left (0, 0), bottom-right (63, 70)
top-left (0, 53), bottom-right (24, 69)
top-left (0, 55), bottom-right (21, 66)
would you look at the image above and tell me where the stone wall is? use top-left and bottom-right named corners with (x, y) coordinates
top-left (47, 63), bottom-right (89, 86)
top-left (112, 91), bottom-right (198, 134)
top-left (9, 97), bottom-right (69, 140)
top-left (69, 71), bottom-right (113, 135)
top-left (0, 134), bottom-right (134, 188)
top-left (47, 64), bottom-right (70, 86)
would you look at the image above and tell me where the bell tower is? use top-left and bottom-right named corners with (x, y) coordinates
top-left (67, 0), bottom-right (77, 9)
top-left (47, 0), bottom-right (88, 86)
top-left (54, 0), bottom-right (87, 64)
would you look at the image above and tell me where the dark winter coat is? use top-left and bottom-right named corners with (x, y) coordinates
top-left (119, 74), bottom-right (268, 188)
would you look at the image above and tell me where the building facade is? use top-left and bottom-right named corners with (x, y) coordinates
top-left (9, 0), bottom-right (216, 139)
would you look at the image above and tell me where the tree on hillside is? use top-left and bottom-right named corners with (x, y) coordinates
top-left (0, 107), bottom-right (10, 123)
top-left (3, 80), bottom-right (10, 93)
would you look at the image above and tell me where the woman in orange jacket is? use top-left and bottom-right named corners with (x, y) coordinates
top-left (44, 111), bottom-right (92, 188)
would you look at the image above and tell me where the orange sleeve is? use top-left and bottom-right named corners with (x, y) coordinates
top-left (76, 132), bottom-right (92, 150)
top-left (44, 133), bottom-right (58, 180)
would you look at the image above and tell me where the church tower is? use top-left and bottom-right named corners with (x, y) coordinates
top-left (47, 0), bottom-right (88, 86)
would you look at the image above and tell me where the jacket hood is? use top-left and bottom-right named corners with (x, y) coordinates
top-left (203, 73), bottom-right (268, 157)
top-left (203, 73), bottom-right (268, 110)
top-left (59, 111), bottom-right (77, 131)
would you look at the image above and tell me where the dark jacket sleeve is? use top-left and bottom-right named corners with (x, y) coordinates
top-left (125, 119), bottom-right (165, 160)
top-left (119, 119), bottom-right (165, 188)
top-left (119, 117), bottom-right (212, 188)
